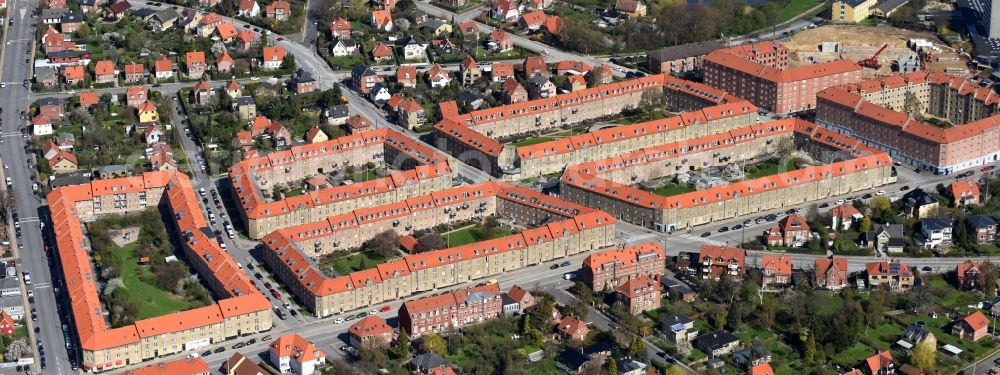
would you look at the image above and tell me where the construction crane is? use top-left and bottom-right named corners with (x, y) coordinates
top-left (858, 43), bottom-right (889, 70)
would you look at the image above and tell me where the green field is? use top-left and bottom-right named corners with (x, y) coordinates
top-left (110, 243), bottom-right (193, 320)
top-left (512, 137), bottom-right (555, 147)
top-left (778, 0), bottom-right (824, 22)
top-left (322, 252), bottom-right (388, 275)
top-left (746, 159), bottom-right (798, 179)
top-left (650, 183), bottom-right (697, 197)
top-left (446, 225), bottom-right (514, 247)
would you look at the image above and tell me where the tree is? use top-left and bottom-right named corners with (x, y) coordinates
top-left (637, 90), bottom-right (667, 115)
top-left (281, 54), bottom-right (296, 70)
top-left (396, 0), bottom-right (415, 10)
top-left (802, 332), bottom-right (816, 365)
top-left (391, 328), bottom-right (411, 360)
top-left (860, 217), bottom-right (874, 233)
top-left (420, 333), bottom-right (447, 357)
top-left (903, 91), bottom-right (922, 118)
top-left (417, 233), bottom-right (447, 252)
top-left (395, 18), bottom-right (411, 31)
top-left (912, 340), bottom-right (936, 371)
top-left (341, 0), bottom-right (368, 22)
top-left (366, 230), bottom-right (400, 258)
top-left (4, 338), bottom-right (27, 361)
top-left (628, 337), bottom-right (646, 360)
top-left (775, 137), bottom-right (795, 158)
top-left (604, 357), bottom-right (618, 375)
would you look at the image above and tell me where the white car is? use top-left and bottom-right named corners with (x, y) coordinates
top-left (835, 199), bottom-right (845, 205)
top-left (334, 317), bottom-right (344, 324)
top-left (876, 190), bottom-right (886, 196)
top-left (369, 309), bottom-right (377, 315)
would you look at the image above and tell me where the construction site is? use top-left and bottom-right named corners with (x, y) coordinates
top-left (785, 24), bottom-right (970, 76)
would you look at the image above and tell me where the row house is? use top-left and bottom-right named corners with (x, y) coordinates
top-left (866, 260), bottom-right (913, 291)
top-left (398, 283), bottom-right (503, 337)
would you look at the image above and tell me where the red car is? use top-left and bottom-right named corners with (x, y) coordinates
top-left (270, 289), bottom-right (281, 299)
top-left (379, 305), bottom-right (391, 312)
top-left (263, 282), bottom-right (272, 289)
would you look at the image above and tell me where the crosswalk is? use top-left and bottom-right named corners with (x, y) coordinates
top-left (17, 217), bottom-right (39, 223)
top-left (672, 233), bottom-right (725, 246)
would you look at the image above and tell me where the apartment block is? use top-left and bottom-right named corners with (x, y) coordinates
top-left (261, 182), bottom-right (617, 318)
top-left (560, 118), bottom-right (896, 231)
top-left (398, 283), bottom-right (503, 337)
top-left (702, 42), bottom-right (862, 114)
top-left (49, 171), bottom-right (272, 373)
top-left (582, 242), bottom-right (665, 292)
top-left (433, 74), bottom-right (750, 179)
top-left (229, 128), bottom-right (454, 238)
top-left (816, 71), bottom-right (1000, 174)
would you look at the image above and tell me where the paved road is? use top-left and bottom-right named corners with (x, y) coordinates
top-left (0, 0), bottom-right (77, 372)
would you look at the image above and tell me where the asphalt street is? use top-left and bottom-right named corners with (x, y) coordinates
top-left (0, 0), bottom-right (75, 373)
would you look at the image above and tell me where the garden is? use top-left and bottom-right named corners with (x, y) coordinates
top-left (87, 209), bottom-right (213, 327)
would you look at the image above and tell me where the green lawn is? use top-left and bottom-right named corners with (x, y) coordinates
top-left (350, 168), bottom-right (380, 182)
top-left (867, 322), bottom-right (905, 349)
top-left (833, 342), bottom-right (875, 368)
top-left (550, 128), bottom-right (589, 137)
top-left (777, 0), bottom-right (824, 22)
top-left (322, 252), bottom-right (389, 275)
top-left (446, 225), bottom-right (514, 247)
top-left (111, 243), bottom-right (193, 320)
top-left (650, 183), bottom-right (697, 197)
top-left (326, 54), bottom-right (366, 70)
top-left (512, 136), bottom-right (555, 147)
top-left (527, 357), bottom-right (566, 375)
top-left (746, 159), bottom-right (798, 179)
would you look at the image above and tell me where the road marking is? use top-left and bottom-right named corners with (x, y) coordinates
top-left (17, 217), bottom-right (39, 223)
top-left (32, 283), bottom-right (50, 289)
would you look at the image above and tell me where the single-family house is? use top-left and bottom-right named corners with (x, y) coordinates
top-left (262, 46), bottom-right (286, 69)
top-left (865, 224), bottom-right (906, 254)
top-left (238, 0), bottom-right (260, 17)
top-left (694, 331), bottom-right (739, 357)
top-left (967, 215), bottom-right (998, 244)
top-left (920, 217), bottom-right (953, 250)
top-left (814, 257), bottom-right (849, 290)
top-left (265, 0), bottom-right (290, 21)
top-left (952, 311), bottom-right (990, 342)
top-left (396, 65), bottom-right (417, 88)
top-left (950, 179), bottom-right (981, 206)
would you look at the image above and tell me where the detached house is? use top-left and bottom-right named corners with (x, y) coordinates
top-left (814, 257), bottom-right (848, 290)
top-left (490, 0), bottom-right (519, 20)
top-left (216, 52), bottom-right (235, 74)
top-left (828, 204), bottom-right (862, 231)
top-left (397, 99), bottom-right (426, 129)
top-left (238, 0), bottom-right (260, 17)
top-left (330, 38), bottom-right (357, 57)
top-left (616, 276), bottom-right (660, 315)
top-left (32, 115), bottom-right (54, 136)
top-left (614, 0), bottom-right (647, 17)
top-left (758, 254), bottom-right (792, 289)
top-left (403, 37), bottom-right (428, 61)
top-left (185, 51), bottom-right (207, 78)
top-left (292, 68), bottom-right (318, 94)
top-left (764, 214), bottom-right (810, 247)
top-left (192, 80), bottom-right (215, 106)
top-left (62, 65), bottom-right (84, 85)
top-left (371, 9), bottom-right (393, 31)
top-left (527, 74), bottom-right (556, 99)
top-left (490, 62), bottom-right (515, 82)
top-left (425, 64), bottom-right (451, 88)
top-left (459, 56), bottom-right (482, 85)
top-left (268, 334), bottom-right (326, 375)
top-left (866, 260), bottom-right (913, 291)
top-left (502, 285), bottom-right (535, 316)
top-left (488, 30), bottom-right (514, 52)
top-left (348, 316), bottom-right (394, 350)
top-left (522, 56), bottom-right (549, 78)
top-left (93, 60), bottom-right (117, 84)
top-left (952, 311), bottom-right (990, 342)
top-left (698, 245), bottom-right (745, 280)
top-left (950, 179), bottom-right (981, 207)
top-left (501, 77), bottom-right (527, 104)
top-left (330, 18), bottom-right (351, 38)
top-left (694, 331), bottom-right (739, 357)
top-left (123, 62), bottom-right (145, 83)
top-left (920, 217), bottom-right (953, 250)
top-left (557, 315), bottom-right (588, 341)
top-left (956, 259), bottom-right (986, 290)
top-left (265, 0), bottom-right (290, 21)
top-left (154, 56), bottom-right (174, 80)
top-left (396, 65), bottom-right (417, 88)
top-left (372, 43), bottom-right (393, 62)
top-left (125, 85), bottom-right (148, 107)
top-left (519, 10), bottom-right (547, 31)
top-left (262, 46), bottom-right (286, 70)
top-left (351, 65), bottom-right (381, 94)
top-left (865, 224), bottom-right (905, 254)
top-left (967, 215), bottom-right (998, 244)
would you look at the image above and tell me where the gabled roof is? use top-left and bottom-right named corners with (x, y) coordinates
top-left (958, 310), bottom-right (990, 331)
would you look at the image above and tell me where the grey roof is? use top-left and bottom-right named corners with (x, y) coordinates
top-left (293, 68), bottom-right (316, 83)
top-left (34, 66), bottom-right (58, 81)
top-left (233, 96), bottom-right (255, 106)
top-left (152, 8), bottom-right (179, 22)
top-left (38, 97), bottom-right (62, 106)
top-left (352, 65), bottom-right (377, 77)
top-left (695, 331), bottom-right (739, 352)
top-left (80, 0), bottom-right (96, 6)
top-left (841, 0), bottom-right (870, 6)
top-left (131, 7), bottom-right (157, 18)
top-left (903, 188), bottom-right (938, 207)
top-left (557, 349), bottom-right (588, 371)
top-left (421, 18), bottom-right (448, 30)
top-left (411, 353), bottom-right (446, 371)
top-left (96, 164), bottom-right (131, 176)
top-left (874, 0), bottom-right (910, 12)
top-left (616, 358), bottom-right (648, 373)
top-left (404, 36), bottom-right (427, 47)
top-left (922, 217), bottom-right (953, 231)
top-left (583, 341), bottom-right (614, 356)
top-left (41, 8), bottom-right (68, 19)
top-left (648, 40), bottom-right (724, 62)
top-left (662, 314), bottom-right (694, 328)
top-left (61, 12), bottom-right (84, 23)
top-left (902, 322), bottom-right (934, 344)
top-left (334, 38), bottom-right (357, 48)
top-left (56, 133), bottom-right (76, 143)
top-left (47, 50), bottom-right (84, 59)
top-left (0, 278), bottom-right (20, 291)
top-left (456, 90), bottom-right (485, 104)
top-left (528, 73), bottom-right (549, 86)
top-left (49, 172), bottom-right (91, 188)
top-left (734, 344), bottom-right (768, 366)
top-left (968, 215), bottom-right (998, 229)
top-left (328, 104), bottom-right (349, 118)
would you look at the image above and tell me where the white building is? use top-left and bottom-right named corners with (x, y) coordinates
top-left (268, 334), bottom-right (326, 375)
